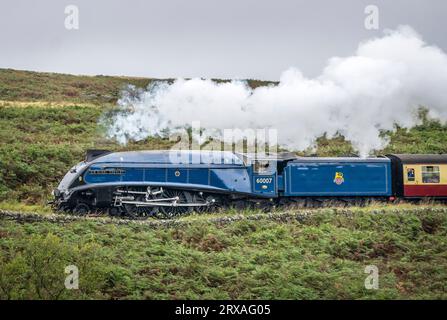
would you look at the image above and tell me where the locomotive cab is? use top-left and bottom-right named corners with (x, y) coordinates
top-left (239, 152), bottom-right (297, 197)
top-left (251, 159), bottom-right (277, 196)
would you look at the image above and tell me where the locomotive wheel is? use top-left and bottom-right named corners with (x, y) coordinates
top-left (73, 203), bottom-right (90, 215)
top-left (157, 189), bottom-right (193, 218)
top-left (108, 206), bottom-right (122, 217)
top-left (192, 193), bottom-right (215, 213)
top-left (124, 204), bottom-right (154, 219)
top-left (123, 195), bottom-right (155, 219)
top-left (56, 204), bottom-right (70, 213)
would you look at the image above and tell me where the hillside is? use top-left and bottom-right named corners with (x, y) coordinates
top-left (1, 68), bottom-right (447, 205)
top-left (0, 68), bottom-right (274, 105)
top-left (0, 69), bottom-right (447, 300)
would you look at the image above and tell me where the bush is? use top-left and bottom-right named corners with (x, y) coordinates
top-left (0, 233), bottom-right (108, 299)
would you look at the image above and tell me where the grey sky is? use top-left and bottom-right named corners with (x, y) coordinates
top-left (0, 0), bottom-right (446, 80)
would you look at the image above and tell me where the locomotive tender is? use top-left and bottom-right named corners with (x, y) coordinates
top-left (52, 150), bottom-right (447, 218)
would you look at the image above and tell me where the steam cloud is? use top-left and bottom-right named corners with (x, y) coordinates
top-left (105, 26), bottom-right (447, 156)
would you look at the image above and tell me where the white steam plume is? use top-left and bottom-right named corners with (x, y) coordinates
top-left (105, 26), bottom-right (447, 156)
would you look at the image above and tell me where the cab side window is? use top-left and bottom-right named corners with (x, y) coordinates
top-left (254, 160), bottom-right (271, 174)
top-left (422, 166), bottom-right (440, 183)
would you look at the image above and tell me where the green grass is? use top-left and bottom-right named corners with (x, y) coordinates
top-left (1, 207), bottom-right (446, 299)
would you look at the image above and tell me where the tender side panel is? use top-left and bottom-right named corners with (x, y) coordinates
top-left (284, 161), bottom-right (392, 196)
top-left (402, 164), bottom-right (447, 197)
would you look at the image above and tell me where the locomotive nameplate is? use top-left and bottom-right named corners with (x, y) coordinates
top-left (88, 168), bottom-right (125, 175)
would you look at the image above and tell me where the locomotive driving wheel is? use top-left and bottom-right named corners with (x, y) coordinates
top-left (193, 192), bottom-right (219, 213)
top-left (124, 204), bottom-right (154, 219)
top-left (123, 194), bottom-right (156, 219)
top-left (156, 189), bottom-right (193, 218)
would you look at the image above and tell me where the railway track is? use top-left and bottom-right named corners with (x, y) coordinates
top-left (1, 207), bottom-right (447, 229)
top-left (0, 209), bottom-right (311, 228)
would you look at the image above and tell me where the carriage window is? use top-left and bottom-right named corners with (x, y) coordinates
top-left (406, 168), bottom-right (415, 181)
top-left (422, 166), bottom-right (440, 183)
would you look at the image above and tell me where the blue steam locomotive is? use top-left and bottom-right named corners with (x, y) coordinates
top-left (53, 149), bottom-right (397, 218)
